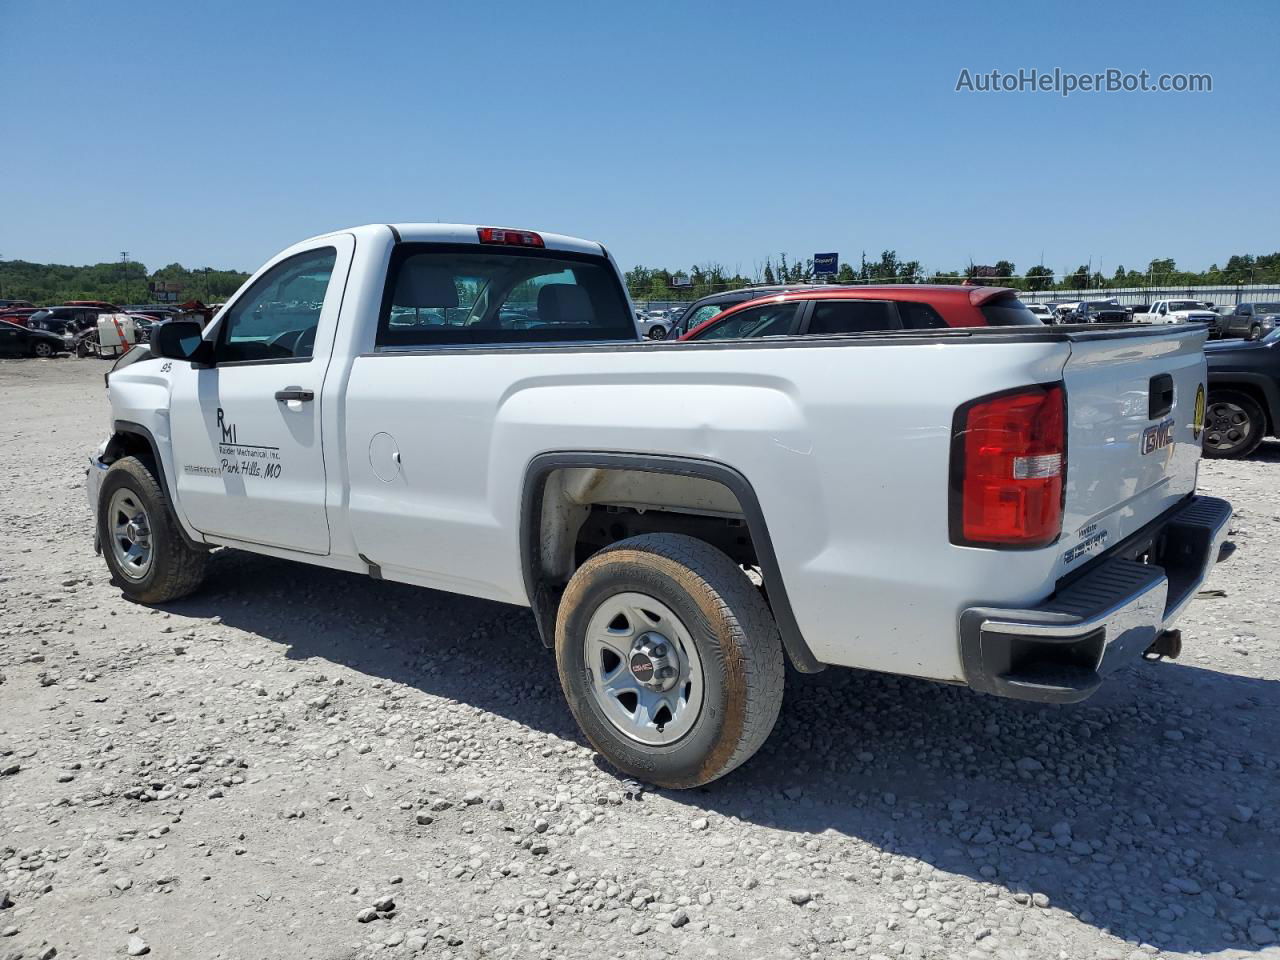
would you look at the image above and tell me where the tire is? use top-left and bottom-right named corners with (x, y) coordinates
top-left (646, 325), bottom-right (667, 340)
top-left (1248, 325), bottom-right (1262, 341)
top-left (31, 341), bottom-right (53, 358)
top-left (97, 455), bottom-right (209, 602)
top-left (555, 533), bottom-right (784, 788)
top-left (1202, 390), bottom-right (1266, 459)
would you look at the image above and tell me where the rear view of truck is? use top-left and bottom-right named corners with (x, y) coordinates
top-left (956, 324), bottom-right (1231, 703)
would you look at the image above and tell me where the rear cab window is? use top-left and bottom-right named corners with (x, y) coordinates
top-left (377, 244), bottom-right (634, 347)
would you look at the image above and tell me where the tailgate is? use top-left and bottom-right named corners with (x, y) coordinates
top-left (1055, 326), bottom-right (1207, 578)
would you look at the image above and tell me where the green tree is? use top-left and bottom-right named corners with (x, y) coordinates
top-left (1025, 265), bottom-right (1053, 291)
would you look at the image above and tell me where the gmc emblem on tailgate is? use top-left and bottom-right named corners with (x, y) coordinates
top-left (1141, 417), bottom-right (1175, 455)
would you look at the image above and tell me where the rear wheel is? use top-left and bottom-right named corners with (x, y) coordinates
top-left (555, 533), bottom-right (784, 788)
top-left (646, 325), bottom-right (667, 340)
top-left (1202, 391), bottom-right (1265, 459)
top-left (98, 456), bottom-right (209, 602)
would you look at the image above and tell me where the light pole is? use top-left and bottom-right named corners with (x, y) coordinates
top-left (120, 251), bottom-right (130, 305)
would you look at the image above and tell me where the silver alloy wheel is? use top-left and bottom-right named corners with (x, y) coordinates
top-left (1203, 400), bottom-right (1251, 454)
top-left (107, 487), bottom-right (153, 580)
top-left (647, 325), bottom-right (666, 340)
top-left (33, 341), bottom-right (53, 357)
top-left (583, 591), bottom-right (704, 745)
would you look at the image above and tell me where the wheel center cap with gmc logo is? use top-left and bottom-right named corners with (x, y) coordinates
top-left (629, 632), bottom-right (679, 692)
top-left (629, 653), bottom-right (655, 683)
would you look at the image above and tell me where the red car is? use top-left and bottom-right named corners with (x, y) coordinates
top-left (679, 285), bottom-right (1041, 341)
top-left (0, 307), bottom-right (39, 326)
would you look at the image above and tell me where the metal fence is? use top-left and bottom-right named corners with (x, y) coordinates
top-left (631, 282), bottom-right (1280, 312)
top-left (1017, 284), bottom-right (1280, 306)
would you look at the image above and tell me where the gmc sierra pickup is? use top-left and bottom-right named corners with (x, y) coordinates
top-left (88, 223), bottom-right (1232, 788)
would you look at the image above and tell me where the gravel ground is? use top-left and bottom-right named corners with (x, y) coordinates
top-left (2, 358), bottom-right (1278, 960)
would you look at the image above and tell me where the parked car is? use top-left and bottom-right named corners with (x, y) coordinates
top-left (680, 286), bottom-right (1043, 341)
top-left (27, 306), bottom-right (104, 337)
top-left (664, 285), bottom-right (818, 339)
top-left (64, 300), bottom-right (120, 311)
top-left (1215, 302), bottom-right (1280, 341)
top-left (1045, 301), bottom-right (1078, 322)
top-left (1203, 327), bottom-right (1280, 458)
top-left (122, 305), bottom-right (183, 321)
top-left (1149, 299), bottom-right (1219, 328)
top-left (87, 223), bottom-right (1230, 789)
top-left (0, 299), bottom-right (35, 310)
top-left (1025, 303), bottom-right (1056, 323)
top-left (0, 319), bottom-right (69, 358)
top-left (1129, 303), bottom-right (1151, 317)
top-left (0, 307), bottom-right (40, 325)
top-left (634, 309), bottom-right (670, 340)
top-left (29, 308), bottom-right (103, 330)
top-left (1067, 300), bottom-right (1130, 323)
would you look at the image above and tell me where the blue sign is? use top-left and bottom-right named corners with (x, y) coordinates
top-left (814, 252), bottom-right (839, 276)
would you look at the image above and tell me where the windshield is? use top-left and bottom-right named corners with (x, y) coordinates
top-left (1167, 301), bottom-right (1204, 312)
top-left (28, 310), bottom-right (52, 323)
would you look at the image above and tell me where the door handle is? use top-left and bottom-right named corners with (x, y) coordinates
top-left (275, 387), bottom-right (314, 402)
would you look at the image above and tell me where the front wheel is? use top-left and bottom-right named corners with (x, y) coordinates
top-left (31, 341), bottom-right (53, 358)
top-left (1248, 325), bottom-right (1263, 341)
top-left (1202, 391), bottom-right (1266, 459)
top-left (646, 325), bottom-right (667, 340)
top-left (98, 456), bottom-right (209, 602)
top-left (555, 533), bottom-right (785, 788)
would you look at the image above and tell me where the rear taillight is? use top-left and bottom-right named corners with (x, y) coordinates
top-left (477, 227), bottom-right (545, 248)
top-left (950, 384), bottom-right (1065, 548)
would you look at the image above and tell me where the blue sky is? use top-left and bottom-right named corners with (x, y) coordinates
top-left (2, 0), bottom-right (1275, 280)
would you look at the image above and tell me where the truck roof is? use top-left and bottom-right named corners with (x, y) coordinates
top-left (305, 223), bottom-right (606, 257)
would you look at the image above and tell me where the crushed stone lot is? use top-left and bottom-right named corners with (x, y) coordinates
top-left (1, 357), bottom-right (1278, 960)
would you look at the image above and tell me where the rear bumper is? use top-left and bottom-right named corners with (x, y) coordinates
top-left (959, 495), bottom-right (1232, 703)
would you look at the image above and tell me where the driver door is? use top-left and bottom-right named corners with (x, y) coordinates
top-left (168, 236), bottom-right (354, 554)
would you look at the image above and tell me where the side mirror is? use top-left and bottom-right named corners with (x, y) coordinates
top-left (153, 320), bottom-right (213, 365)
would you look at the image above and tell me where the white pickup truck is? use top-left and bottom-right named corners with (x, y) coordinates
top-left (1149, 299), bottom-right (1219, 328)
top-left (87, 223), bottom-right (1232, 788)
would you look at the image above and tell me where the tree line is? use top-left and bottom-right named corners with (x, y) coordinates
top-left (5, 249), bottom-right (1278, 308)
top-left (627, 251), bottom-right (1280, 301)
top-left (0, 259), bottom-right (250, 306)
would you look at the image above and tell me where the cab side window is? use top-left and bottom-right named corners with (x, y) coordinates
top-left (216, 247), bottom-right (337, 363)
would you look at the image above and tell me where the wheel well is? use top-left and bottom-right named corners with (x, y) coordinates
top-left (103, 431), bottom-right (157, 469)
top-left (521, 455), bottom-right (823, 673)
